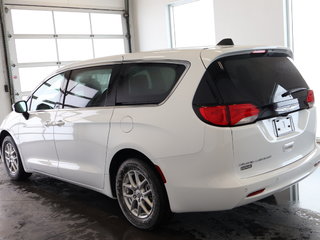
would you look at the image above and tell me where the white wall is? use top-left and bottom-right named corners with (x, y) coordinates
top-left (131, 0), bottom-right (175, 52)
top-left (131, 0), bottom-right (287, 52)
top-left (214, 0), bottom-right (286, 46)
top-left (0, 22), bottom-right (12, 123)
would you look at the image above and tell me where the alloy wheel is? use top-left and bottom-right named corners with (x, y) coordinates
top-left (4, 142), bottom-right (19, 175)
top-left (122, 170), bottom-right (154, 219)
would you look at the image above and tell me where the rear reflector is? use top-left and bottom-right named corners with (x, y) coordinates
top-left (155, 165), bottom-right (167, 183)
top-left (199, 104), bottom-right (260, 126)
top-left (247, 188), bottom-right (265, 198)
top-left (307, 90), bottom-right (315, 108)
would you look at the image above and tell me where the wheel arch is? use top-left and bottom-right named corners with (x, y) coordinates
top-left (0, 130), bottom-right (11, 158)
top-left (109, 148), bottom-right (167, 198)
top-left (0, 130), bottom-right (30, 173)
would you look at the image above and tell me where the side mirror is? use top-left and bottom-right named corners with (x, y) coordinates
top-left (13, 101), bottom-right (29, 120)
top-left (14, 101), bottom-right (27, 113)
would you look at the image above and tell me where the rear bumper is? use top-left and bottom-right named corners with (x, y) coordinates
top-left (165, 145), bottom-right (320, 213)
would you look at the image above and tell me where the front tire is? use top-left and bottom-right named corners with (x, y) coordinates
top-left (116, 158), bottom-right (170, 229)
top-left (1, 136), bottom-right (31, 180)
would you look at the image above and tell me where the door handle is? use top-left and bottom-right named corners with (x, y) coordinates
top-left (55, 120), bottom-right (65, 127)
top-left (44, 121), bottom-right (52, 127)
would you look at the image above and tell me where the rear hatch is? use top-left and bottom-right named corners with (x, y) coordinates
top-left (194, 49), bottom-right (316, 178)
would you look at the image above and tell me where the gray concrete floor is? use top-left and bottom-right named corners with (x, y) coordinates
top-left (1, 164), bottom-right (320, 240)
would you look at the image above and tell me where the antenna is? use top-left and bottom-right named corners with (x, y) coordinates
top-left (217, 38), bottom-right (234, 46)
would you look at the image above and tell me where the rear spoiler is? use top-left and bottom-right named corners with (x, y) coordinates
top-left (201, 47), bottom-right (293, 68)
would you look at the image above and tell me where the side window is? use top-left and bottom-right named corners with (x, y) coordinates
top-left (116, 63), bottom-right (186, 105)
top-left (30, 73), bottom-right (65, 111)
top-left (64, 66), bottom-right (113, 108)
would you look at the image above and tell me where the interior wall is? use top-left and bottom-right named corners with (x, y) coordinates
top-left (131, 0), bottom-right (287, 52)
top-left (214, 0), bottom-right (286, 46)
top-left (0, 19), bottom-right (12, 123)
top-left (131, 0), bottom-right (176, 52)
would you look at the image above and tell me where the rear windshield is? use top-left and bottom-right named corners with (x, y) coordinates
top-left (193, 52), bottom-right (309, 118)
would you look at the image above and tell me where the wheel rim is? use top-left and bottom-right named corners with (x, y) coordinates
top-left (122, 170), bottom-right (154, 219)
top-left (4, 142), bottom-right (19, 175)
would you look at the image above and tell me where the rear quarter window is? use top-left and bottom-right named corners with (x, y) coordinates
top-left (116, 63), bottom-right (186, 105)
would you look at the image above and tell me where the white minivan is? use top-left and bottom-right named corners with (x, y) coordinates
top-left (1, 40), bottom-right (320, 229)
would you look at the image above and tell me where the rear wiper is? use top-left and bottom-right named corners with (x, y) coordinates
top-left (281, 87), bottom-right (307, 97)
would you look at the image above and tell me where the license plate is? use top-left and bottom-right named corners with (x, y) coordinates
top-left (273, 116), bottom-right (294, 137)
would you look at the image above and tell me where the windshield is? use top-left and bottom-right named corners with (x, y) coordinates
top-left (220, 54), bottom-right (308, 107)
top-left (193, 52), bottom-right (310, 121)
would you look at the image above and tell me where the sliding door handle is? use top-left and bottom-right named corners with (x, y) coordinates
top-left (55, 120), bottom-right (65, 127)
top-left (44, 121), bottom-right (52, 127)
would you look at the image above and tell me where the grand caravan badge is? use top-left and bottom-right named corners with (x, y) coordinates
top-left (239, 155), bottom-right (272, 171)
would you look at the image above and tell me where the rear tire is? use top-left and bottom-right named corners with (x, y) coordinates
top-left (116, 158), bottom-right (171, 229)
top-left (1, 136), bottom-right (31, 181)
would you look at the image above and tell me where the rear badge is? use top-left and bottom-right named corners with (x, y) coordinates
top-left (239, 155), bottom-right (272, 171)
top-left (240, 164), bottom-right (252, 171)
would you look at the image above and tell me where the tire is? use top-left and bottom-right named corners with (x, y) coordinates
top-left (1, 136), bottom-right (31, 181)
top-left (116, 158), bottom-right (171, 229)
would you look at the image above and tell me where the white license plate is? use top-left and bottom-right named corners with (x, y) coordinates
top-left (273, 116), bottom-right (294, 137)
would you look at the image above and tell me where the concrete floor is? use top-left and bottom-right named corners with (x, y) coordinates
top-left (1, 164), bottom-right (320, 240)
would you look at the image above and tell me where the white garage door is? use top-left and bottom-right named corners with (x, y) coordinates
top-left (4, 6), bottom-right (128, 100)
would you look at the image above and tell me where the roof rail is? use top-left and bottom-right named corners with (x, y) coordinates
top-left (217, 38), bottom-right (234, 46)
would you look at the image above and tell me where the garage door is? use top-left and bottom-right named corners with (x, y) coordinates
top-left (4, 6), bottom-right (128, 100)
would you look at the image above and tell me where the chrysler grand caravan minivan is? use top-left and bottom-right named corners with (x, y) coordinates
top-left (1, 41), bottom-right (320, 229)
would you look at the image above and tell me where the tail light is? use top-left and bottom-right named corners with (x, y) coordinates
top-left (199, 103), bottom-right (260, 126)
top-left (307, 90), bottom-right (315, 108)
